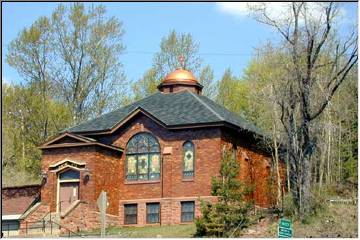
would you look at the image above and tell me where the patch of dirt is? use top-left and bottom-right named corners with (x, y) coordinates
top-left (241, 216), bottom-right (278, 238)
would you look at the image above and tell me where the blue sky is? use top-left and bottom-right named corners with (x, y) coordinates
top-left (2, 2), bottom-right (358, 85)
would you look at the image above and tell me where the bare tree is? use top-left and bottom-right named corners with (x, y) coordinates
top-left (249, 2), bottom-right (357, 217)
top-left (7, 3), bottom-right (126, 124)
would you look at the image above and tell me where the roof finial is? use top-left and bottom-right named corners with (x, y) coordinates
top-left (178, 55), bottom-right (185, 69)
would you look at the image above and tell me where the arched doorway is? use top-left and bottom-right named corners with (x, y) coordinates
top-left (57, 169), bottom-right (80, 213)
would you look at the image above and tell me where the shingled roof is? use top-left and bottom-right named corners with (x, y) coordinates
top-left (64, 90), bottom-right (264, 136)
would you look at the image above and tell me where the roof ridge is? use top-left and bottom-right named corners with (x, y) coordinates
top-left (187, 90), bottom-right (225, 121)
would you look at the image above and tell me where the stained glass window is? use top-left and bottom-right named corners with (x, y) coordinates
top-left (149, 154), bottom-right (161, 180)
top-left (125, 133), bottom-right (160, 181)
top-left (183, 141), bottom-right (195, 177)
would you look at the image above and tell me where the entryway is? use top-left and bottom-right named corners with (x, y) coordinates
top-left (57, 169), bottom-right (80, 213)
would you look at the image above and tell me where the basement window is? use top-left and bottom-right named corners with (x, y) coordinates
top-left (181, 201), bottom-right (195, 222)
top-left (146, 203), bottom-right (160, 224)
top-left (124, 204), bottom-right (137, 224)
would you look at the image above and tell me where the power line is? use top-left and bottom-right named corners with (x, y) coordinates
top-left (122, 51), bottom-right (253, 56)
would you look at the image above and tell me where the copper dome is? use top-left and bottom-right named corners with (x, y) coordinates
top-left (157, 68), bottom-right (203, 94)
top-left (162, 68), bottom-right (199, 85)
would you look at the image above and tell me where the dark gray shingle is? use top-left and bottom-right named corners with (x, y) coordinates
top-left (64, 91), bottom-right (263, 135)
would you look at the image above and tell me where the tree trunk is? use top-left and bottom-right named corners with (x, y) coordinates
top-left (326, 123), bottom-right (332, 184)
top-left (299, 118), bottom-right (313, 217)
top-left (286, 149), bottom-right (291, 192)
top-left (273, 128), bottom-right (282, 207)
top-left (338, 121), bottom-right (342, 182)
top-left (319, 127), bottom-right (326, 188)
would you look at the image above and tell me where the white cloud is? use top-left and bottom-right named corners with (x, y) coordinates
top-left (216, 2), bottom-right (291, 19)
top-left (216, 2), bottom-right (347, 24)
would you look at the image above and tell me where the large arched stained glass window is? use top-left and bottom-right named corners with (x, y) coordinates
top-left (126, 132), bottom-right (161, 181)
top-left (183, 141), bottom-right (195, 177)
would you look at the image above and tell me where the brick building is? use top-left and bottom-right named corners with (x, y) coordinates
top-left (20, 68), bottom-right (283, 232)
top-left (2, 184), bottom-right (40, 236)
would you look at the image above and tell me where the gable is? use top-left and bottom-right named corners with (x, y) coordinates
top-left (39, 132), bottom-right (94, 147)
top-left (38, 132), bottom-right (123, 153)
top-left (51, 136), bottom-right (88, 145)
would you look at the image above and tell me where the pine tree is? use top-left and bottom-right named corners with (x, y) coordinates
top-left (195, 148), bottom-right (253, 237)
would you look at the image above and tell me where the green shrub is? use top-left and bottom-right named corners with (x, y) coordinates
top-left (283, 193), bottom-right (297, 218)
top-left (195, 149), bottom-right (253, 237)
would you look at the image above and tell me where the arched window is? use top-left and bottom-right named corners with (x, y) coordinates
top-left (183, 141), bottom-right (195, 177)
top-left (126, 132), bottom-right (161, 181)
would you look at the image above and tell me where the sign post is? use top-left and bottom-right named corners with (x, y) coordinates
top-left (278, 218), bottom-right (292, 238)
top-left (97, 191), bottom-right (108, 237)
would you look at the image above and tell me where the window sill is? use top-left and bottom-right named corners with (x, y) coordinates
top-left (123, 223), bottom-right (138, 226)
top-left (182, 178), bottom-right (194, 182)
top-left (180, 221), bottom-right (194, 224)
top-left (124, 180), bottom-right (160, 185)
top-left (145, 222), bottom-right (161, 226)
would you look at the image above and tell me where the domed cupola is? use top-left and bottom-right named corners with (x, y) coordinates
top-left (157, 68), bottom-right (203, 94)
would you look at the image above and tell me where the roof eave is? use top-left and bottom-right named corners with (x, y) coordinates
top-left (39, 142), bottom-right (123, 153)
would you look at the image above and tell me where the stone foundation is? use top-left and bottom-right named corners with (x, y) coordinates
top-left (119, 196), bottom-right (217, 227)
top-left (59, 201), bottom-right (120, 233)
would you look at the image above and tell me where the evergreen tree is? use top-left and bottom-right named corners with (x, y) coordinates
top-left (195, 149), bottom-right (253, 237)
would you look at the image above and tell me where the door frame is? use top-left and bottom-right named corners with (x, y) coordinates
top-left (56, 168), bottom-right (81, 213)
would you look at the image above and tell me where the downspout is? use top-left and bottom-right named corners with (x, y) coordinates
top-left (160, 155), bottom-right (164, 226)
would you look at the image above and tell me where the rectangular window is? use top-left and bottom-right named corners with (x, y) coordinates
top-left (149, 154), bottom-right (160, 180)
top-left (146, 203), bottom-right (160, 223)
top-left (124, 204), bottom-right (137, 224)
top-left (137, 154), bottom-right (149, 180)
top-left (126, 156), bottom-right (137, 180)
top-left (181, 201), bottom-right (195, 222)
top-left (183, 142), bottom-right (195, 178)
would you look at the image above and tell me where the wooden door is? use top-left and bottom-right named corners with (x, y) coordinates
top-left (59, 182), bottom-right (79, 213)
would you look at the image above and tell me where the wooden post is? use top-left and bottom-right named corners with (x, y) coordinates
top-left (7, 222), bottom-right (10, 237)
top-left (25, 221), bottom-right (28, 235)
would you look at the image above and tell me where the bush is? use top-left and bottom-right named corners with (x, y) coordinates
top-left (195, 149), bottom-right (253, 237)
top-left (283, 193), bottom-right (297, 217)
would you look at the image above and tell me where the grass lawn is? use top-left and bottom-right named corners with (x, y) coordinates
top-left (79, 203), bottom-right (357, 238)
top-left (80, 224), bottom-right (196, 238)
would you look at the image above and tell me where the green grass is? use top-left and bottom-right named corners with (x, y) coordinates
top-left (292, 203), bottom-right (358, 238)
top-left (258, 203), bottom-right (357, 238)
top-left (80, 224), bottom-right (196, 238)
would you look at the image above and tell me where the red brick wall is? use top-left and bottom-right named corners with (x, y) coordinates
top-left (220, 130), bottom-right (286, 207)
top-left (160, 85), bottom-right (201, 94)
top-left (59, 202), bottom-right (120, 233)
top-left (19, 204), bottom-right (50, 234)
top-left (2, 185), bottom-right (40, 215)
top-left (41, 146), bottom-right (121, 215)
top-left (98, 113), bottom-right (222, 201)
top-left (118, 196), bottom-right (217, 226)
